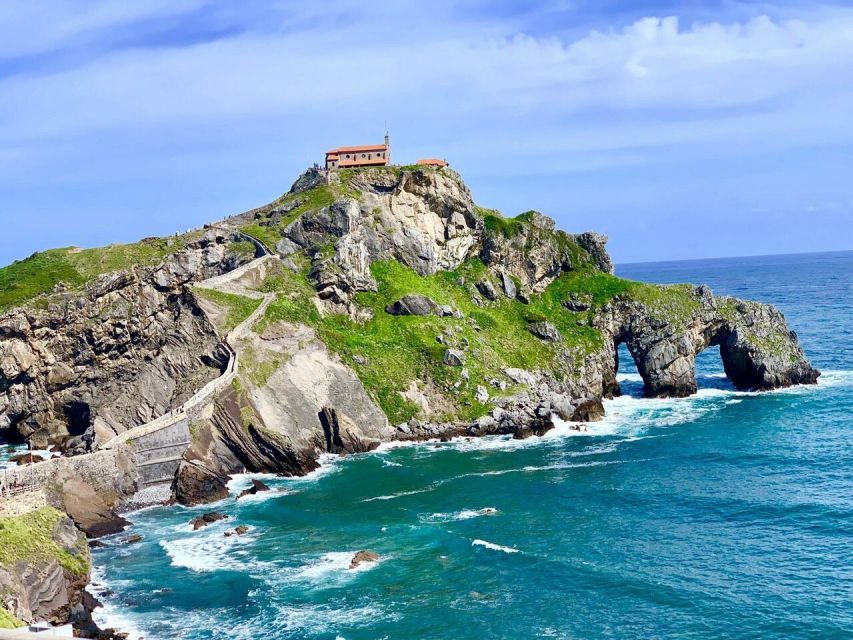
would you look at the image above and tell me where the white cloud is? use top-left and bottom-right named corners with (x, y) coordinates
top-left (0, 2), bottom-right (852, 184)
top-left (0, 0), bottom-right (209, 58)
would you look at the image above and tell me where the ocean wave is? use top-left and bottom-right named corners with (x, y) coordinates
top-left (159, 527), bottom-right (258, 573)
top-left (361, 487), bottom-right (436, 502)
top-left (87, 565), bottom-right (148, 640)
top-left (269, 602), bottom-right (391, 634)
top-left (421, 507), bottom-right (498, 523)
top-left (472, 539), bottom-right (520, 554)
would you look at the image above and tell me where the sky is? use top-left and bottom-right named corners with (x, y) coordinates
top-left (1, 0), bottom-right (852, 265)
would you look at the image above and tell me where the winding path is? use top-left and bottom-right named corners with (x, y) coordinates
top-left (103, 265), bottom-right (274, 450)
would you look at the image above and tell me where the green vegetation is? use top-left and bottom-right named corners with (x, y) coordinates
top-left (227, 240), bottom-right (257, 259)
top-left (0, 606), bottom-right (23, 629)
top-left (0, 507), bottom-right (89, 578)
top-left (482, 211), bottom-right (526, 238)
top-left (627, 281), bottom-right (701, 330)
top-left (0, 234), bottom-right (198, 313)
top-left (194, 288), bottom-right (262, 333)
top-left (239, 182), bottom-right (340, 250)
top-left (238, 340), bottom-right (284, 387)
top-left (258, 259), bottom-right (610, 423)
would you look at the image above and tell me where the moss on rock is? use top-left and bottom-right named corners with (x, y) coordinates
top-left (0, 507), bottom-right (89, 578)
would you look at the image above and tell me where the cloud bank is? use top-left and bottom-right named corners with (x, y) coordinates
top-left (0, 1), bottom-right (851, 262)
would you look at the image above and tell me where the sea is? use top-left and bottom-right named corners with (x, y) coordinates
top-left (85, 250), bottom-right (852, 639)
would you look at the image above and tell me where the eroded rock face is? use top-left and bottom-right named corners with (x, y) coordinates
top-left (279, 168), bottom-right (480, 309)
top-left (174, 319), bottom-right (394, 504)
top-left (0, 510), bottom-right (89, 626)
top-left (0, 230), bottom-right (250, 451)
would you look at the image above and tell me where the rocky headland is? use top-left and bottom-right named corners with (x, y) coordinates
top-left (0, 164), bottom-right (818, 633)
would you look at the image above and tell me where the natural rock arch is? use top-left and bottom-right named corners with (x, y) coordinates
top-left (603, 289), bottom-right (819, 399)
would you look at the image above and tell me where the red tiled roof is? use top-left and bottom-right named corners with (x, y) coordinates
top-left (327, 144), bottom-right (388, 154)
top-left (416, 158), bottom-right (448, 166)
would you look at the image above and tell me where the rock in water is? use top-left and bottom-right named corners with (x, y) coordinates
top-left (237, 479), bottom-right (271, 500)
top-left (190, 512), bottom-right (228, 530)
top-left (385, 294), bottom-right (439, 316)
top-left (173, 461), bottom-right (230, 506)
top-left (349, 550), bottom-right (380, 569)
top-left (9, 453), bottom-right (44, 465)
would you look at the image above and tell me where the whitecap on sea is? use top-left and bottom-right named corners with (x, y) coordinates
top-left (472, 539), bottom-right (520, 554)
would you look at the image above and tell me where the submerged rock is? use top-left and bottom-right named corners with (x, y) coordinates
top-left (349, 550), bottom-right (380, 569)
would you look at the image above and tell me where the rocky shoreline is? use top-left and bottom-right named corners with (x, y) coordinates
top-left (0, 165), bottom-right (819, 634)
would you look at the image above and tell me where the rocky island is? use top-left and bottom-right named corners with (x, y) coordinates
top-left (0, 165), bottom-right (818, 634)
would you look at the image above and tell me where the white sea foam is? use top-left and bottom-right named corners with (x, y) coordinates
top-left (290, 551), bottom-right (384, 582)
top-left (268, 602), bottom-right (392, 635)
top-left (472, 539), bottom-right (520, 554)
top-left (88, 565), bottom-right (148, 640)
top-left (421, 507), bottom-right (498, 523)
top-left (160, 526), bottom-right (257, 573)
top-left (361, 487), bottom-right (436, 502)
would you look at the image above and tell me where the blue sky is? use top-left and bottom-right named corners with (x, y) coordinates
top-left (1, 0), bottom-right (852, 265)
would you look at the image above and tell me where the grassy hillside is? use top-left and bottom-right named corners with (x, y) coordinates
top-left (0, 234), bottom-right (200, 313)
top-left (0, 507), bottom-right (89, 577)
top-left (253, 257), bottom-right (697, 424)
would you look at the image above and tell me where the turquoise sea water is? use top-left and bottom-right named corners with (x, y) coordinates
top-left (91, 251), bottom-right (853, 639)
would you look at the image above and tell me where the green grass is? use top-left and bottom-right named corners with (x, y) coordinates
top-left (239, 183), bottom-right (340, 248)
top-left (240, 224), bottom-right (282, 252)
top-left (482, 211), bottom-right (525, 238)
top-left (0, 606), bottom-right (23, 629)
top-left (194, 288), bottom-right (262, 333)
top-left (227, 240), bottom-right (257, 259)
top-left (0, 507), bottom-right (89, 578)
top-left (0, 234), bottom-right (198, 313)
top-left (257, 259), bottom-right (615, 423)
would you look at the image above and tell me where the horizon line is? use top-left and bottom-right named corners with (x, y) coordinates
top-left (617, 247), bottom-right (853, 267)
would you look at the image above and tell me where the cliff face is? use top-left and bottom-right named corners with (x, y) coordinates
top-left (0, 166), bottom-right (820, 502)
top-left (0, 229), bottom-right (253, 452)
top-left (0, 507), bottom-right (90, 627)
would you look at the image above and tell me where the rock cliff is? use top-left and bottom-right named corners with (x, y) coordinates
top-left (0, 229), bottom-right (254, 452)
top-left (0, 165), bottom-right (819, 505)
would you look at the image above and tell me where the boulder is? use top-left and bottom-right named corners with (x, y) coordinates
top-left (237, 479), bottom-right (271, 500)
top-left (190, 512), bottom-right (228, 530)
top-left (173, 461), bottom-right (230, 506)
top-left (349, 550), bottom-right (380, 569)
top-left (500, 271), bottom-right (517, 299)
top-left (527, 321), bottom-right (561, 342)
top-left (475, 385), bottom-right (489, 403)
top-left (562, 293), bottom-right (592, 312)
top-left (475, 280), bottom-right (499, 301)
top-left (121, 534), bottom-right (143, 545)
top-left (9, 453), bottom-right (44, 465)
top-left (504, 368), bottom-right (537, 387)
top-left (442, 349), bottom-right (465, 366)
top-left (385, 294), bottom-right (439, 316)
